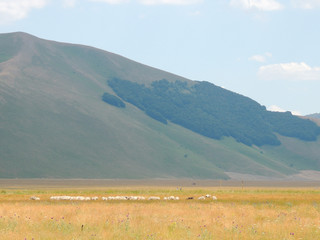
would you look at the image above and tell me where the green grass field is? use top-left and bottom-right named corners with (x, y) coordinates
top-left (1, 182), bottom-right (320, 239)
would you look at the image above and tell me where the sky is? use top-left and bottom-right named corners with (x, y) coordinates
top-left (0, 0), bottom-right (320, 115)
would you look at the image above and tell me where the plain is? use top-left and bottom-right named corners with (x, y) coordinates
top-left (1, 182), bottom-right (320, 239)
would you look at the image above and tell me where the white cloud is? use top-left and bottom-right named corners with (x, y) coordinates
top-left (89, 0), bottom-right (130, 4)
top-left (89, 0), bottom-right (202, 4)
top-left (267, 105), bottom-right (302, 116)
top-left (258, 62), bottom-right (320, 81)
top-left (62, 0), bottom-right (77, 7)
top-left (250, 55), bottom-right (266, 62)
top-left (268, 105), bottom-right (286, 112)
top-left (249, 52), bottom-right (272, 63)
top-left (291, 110), bottom-right (302, 116)
top-left (138, 0), bottom-right (203, 5)
top-left (268, 105), bottom-right (301, 116)
top-left (292, 0), bottom-right (320, 9)
top-left (230, 0), bottom-right (284, 11)
top-left (0, 0), bottom-right (48, 24)
top-left (89, 0), bottom-right (203, 4)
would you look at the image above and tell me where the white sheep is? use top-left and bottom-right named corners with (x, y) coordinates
top-left (118, 196), bottom-right (128, 200)
top-left (50, 196), bottom-right (86, 201)
top-left (128, 196), bottom-right (138, 200)
top-left (130, 196), bottom-right (145, 200)
top-left (212, 196), bottom-right (218, 200)
top-left (30, 196), bottom-right (40, 200)
top-left (148, 196), bottom-right (160, 200)
top-left (205, 194), bottom-right (211, 198)
top-left (165, 196), bottom-right (179, 200)
top-left (198, 196), bottom-right (205, 200)
top-left (107, 196), bottom-right (128, 200)
top-left (60, 196), bottom-right (71, 200)
top-left (51, 196), bottom-right (62, 200)
top-left (91, 197), bottom-right (99, 200)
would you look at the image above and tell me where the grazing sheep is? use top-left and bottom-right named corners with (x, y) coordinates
top-left (61, 196), bottom-right (71, 200)
top-left (205, 194), bottom-right (211, 198)
top-left (187, 197), bottom-right (194, 200)
top-left (69, 196), bottom-right (82, 201)
top-left (212, 196), bottom-right (218, 200)
top-left (198, 196), bottom-right (205, 200)
top-left (165, 196), bottom-right (179, 200)
top-left (128, 196), bottom-right (138, 200)
top-left (127, 196), bottom-right (145, 200)
top-left (102, 197), bottom-right (107, 201)
top-left (30, 196), bottom-right (40, 200)
top-left (106, 196), bottom-right (128, 200)
top-left (118, 196), bottom-right (128, 200)
top-left (50, 196), bottom-right (89, 201)
top-left (91, 197), bottom-right (99, 200)
top-left (148, 196), bottom-right (160, 200)
top-left (50, 196), bottom-right (62, 200)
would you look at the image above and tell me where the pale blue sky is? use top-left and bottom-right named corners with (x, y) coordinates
top-left (1, 0), bottom-right (320, 115)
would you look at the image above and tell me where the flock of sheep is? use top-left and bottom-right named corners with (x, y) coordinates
top-left (30, 194), bottom-right (217, 201)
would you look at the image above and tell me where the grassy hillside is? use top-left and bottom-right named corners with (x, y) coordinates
top-left (0, 32), bottom-right (319, 179)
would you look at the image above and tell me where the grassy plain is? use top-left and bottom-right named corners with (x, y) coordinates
top-left (1, 182), bottom-right (320, 240)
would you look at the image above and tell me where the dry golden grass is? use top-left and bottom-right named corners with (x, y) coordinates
top-left (1, 187), bottom-right (320, 239)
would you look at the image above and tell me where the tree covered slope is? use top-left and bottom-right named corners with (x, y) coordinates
top-left (107, 78), bottom-right (320, 146)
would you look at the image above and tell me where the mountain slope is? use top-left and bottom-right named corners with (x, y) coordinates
top-left (0, 32), bottom-right (319, 179)
top-left (107, 78), bottom-right (319, 146)
top-left (306, 113), bottom-right (320, 119)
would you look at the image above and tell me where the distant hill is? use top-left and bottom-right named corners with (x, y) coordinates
top-left (1, 32), bottom-right (320, 179)
top-left (306, 113), bottom-right (320, 119)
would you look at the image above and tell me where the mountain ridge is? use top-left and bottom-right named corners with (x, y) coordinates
top-left (306, 113), bottom-right (320, 119)
top-left (1, 32), bottom-right (320, 179)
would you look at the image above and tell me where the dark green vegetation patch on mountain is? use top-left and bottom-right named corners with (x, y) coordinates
top-left (102, 92), bottom-right (126, 108)
top-left (108, 78), bottom-right (320, 146)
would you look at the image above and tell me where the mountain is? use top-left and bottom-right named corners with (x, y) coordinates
top-left (306, 113), bottom-right (320, 119)
top-left (1, 32), bottom-right (320, 179)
